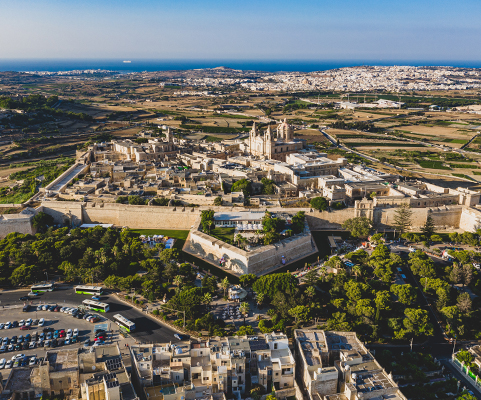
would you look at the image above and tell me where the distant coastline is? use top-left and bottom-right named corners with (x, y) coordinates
top-left (1, 59), bottom-right (481, 73)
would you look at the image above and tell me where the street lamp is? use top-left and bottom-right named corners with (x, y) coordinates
top-left (44, 272), bottom-right (48, 283)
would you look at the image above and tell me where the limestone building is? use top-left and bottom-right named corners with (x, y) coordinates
top-left (247, 120), bottom-right (304, 161)
top-left (294, 330), bottom-right (406, 400)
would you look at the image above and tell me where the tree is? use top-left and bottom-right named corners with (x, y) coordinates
top-left (342, 217), bottom-right (372, 238)
top-left (291, 211), bottom-right (306, 234)
top-left (202, 292), bottom-right (212, 309)
top-left (450, 263), bottom-right (462, 284)
top-left (261, 177), bottom-right (276, 195)
top-left (421, 213), bottom-right (435, 238)
top-left (236, 325), bottom-right (255, 336)
top-left (158, 249), bottom-right (180, 265)
top-left (200, 209), bottom-right (215, 233)
top-left (256, 292), bottom-right (265, 306)
top-left (351, 265), bottom-right (362, 280)
top-left (213, 196), bottom-right (223, 206)
top-left (10, 264), bottom-right (38, 286)
top-left (462, 264), bottom-right (473, 287)
top-left (221, 277), bottom-right (230, 298)
top-left (231, 179), bottom-right (252, 196)
top-left (310, 197), bottom-right (328, 211)
top-left (327, 312), bottom-right (352, 331)
top-left (302, 270), bottom-right (319, 286)
top-left (390, 284), bottom-right (417, 305)
top-left (239, 273), bottom-right (257, 288)
top-left (32, 212), bottom-right (54, 232)
top-left (457, 292), bottom-right (472, 313)
top-left (393, 204), bottom-right (413, 235)
top-left (457, 391), bottom-right (477, 400)
top-left (305, 286), bottom-right (316, 300)
top-left (403, 308), bottom-right (433, 337)
top-left (375, 290), bottom-right (392, 313)
top-left (239, 302), bottom-right (250, 325)
top-left (253, 273), bottom-right (298, 300)
top-left (288, 305), bottom-right (311, 324)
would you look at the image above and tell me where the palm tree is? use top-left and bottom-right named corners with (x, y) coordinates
top-left (305, 286), bottom-right (316, 300)
top-left (319, 266), bottom-right (327, 282)
top-left (239, 302), bottom-right (250, 326)
top-left (221, 277), bottom-right (230, 298)
top-left (352, 265), bottom-right (362, 281)
top-left (173, 275), bottom-right (183, 290)
top-left (202, 293), bottom-right (212, 310)
top-left (256, 292), bottom-right (265, 306)
top-left (235, 234), bottom-right (243, 247)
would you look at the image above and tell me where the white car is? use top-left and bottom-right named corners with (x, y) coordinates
top-left (42, 305), bottom-right (48, 311)
top-left (12, 354), bottom-right (25, 360)
top-left (38, 319), bottom-right (45, 327)
top-left (60, 307), bottom-right (66, 313)
top-left (5, 360), bottom-right (12, 369)
top-left (29, 357), bottom-right (36, 366)
top-left (5, 322), bottom-right (11, 329)
top-left (26, 318), bottom-right (32, 325)
top-left (18, 320), bottom-right (25, 327)
top-left (0, 358), bottom-right (5, 369)
top-left (37, 305), bottom-right (42, 311)
top-left (73, 328), bottom-right (78, 337)
top-left (63, 308), bottom-right (70, 314)
top-left (67, 329), bottom-right (72, 336)
top-left (29, 342), bottom-right (36, 350)
top-left (0, 324), bottom-right (4, 330)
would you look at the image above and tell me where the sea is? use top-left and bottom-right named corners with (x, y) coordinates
top-left (1, 59), bottom-right (481, 73)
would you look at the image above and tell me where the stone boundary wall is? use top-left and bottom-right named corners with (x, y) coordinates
top-left (186, 220), bottom-right (317, 276)
top-left (0, 215), bottom-right (34, 238)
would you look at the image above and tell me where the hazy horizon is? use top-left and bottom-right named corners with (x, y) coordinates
top-left (1, 0), bottom-right (481, 61)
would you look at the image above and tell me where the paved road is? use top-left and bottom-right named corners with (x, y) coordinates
top-left (0, 286), bottom-right (178, 344)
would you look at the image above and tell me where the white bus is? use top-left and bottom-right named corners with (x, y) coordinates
top-left (75, 285), bottom-right (104, 296)
top-left (82, 299), bottom-right (110, 313)
top-left (31, 283), bottom-right (55, 293)
top-left (113, 314), bottom-right (136, 332)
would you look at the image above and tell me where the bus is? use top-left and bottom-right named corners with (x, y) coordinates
top-left (82, 300), bottom-right (110, 313)
top-left (113, 314), bottom-right (136, 332)
top-left (31, 283), bottom-right (55, 293)
top-left (75, 285), bottom-right (104, 296)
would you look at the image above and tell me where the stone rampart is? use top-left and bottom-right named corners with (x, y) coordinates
top-left (185, 217), bottom-right (317, 276)
top-left (0, 214), bottom-right (34, 238)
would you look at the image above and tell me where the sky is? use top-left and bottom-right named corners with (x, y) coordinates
top-left (1, 0), bottom-right (481, 61)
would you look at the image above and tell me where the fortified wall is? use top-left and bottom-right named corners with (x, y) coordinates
top-left (36, 201), bottom-right (475, 233)
top-left (0, 209), bottom-right (36, 238)
top-left (184, 217), bottom-right (318, 276)
top-left (1, 200), bottom-right (478, 240)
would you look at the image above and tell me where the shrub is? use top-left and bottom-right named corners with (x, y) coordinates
top-left (152, 309), bottom-right (159, 316)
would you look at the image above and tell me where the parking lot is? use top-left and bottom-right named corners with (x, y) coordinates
top-left (0, 304), bottom-right (116, 372)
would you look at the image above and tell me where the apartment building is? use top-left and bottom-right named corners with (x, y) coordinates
top-left (0, 345), bottom-right (136, 400)
top-left (130, 333), bottom-right (297, 400)
top-left (295, 330), bottom-right (406, 400)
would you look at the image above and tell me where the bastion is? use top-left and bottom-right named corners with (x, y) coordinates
top-left (183, 212), bottom-right (318, 277)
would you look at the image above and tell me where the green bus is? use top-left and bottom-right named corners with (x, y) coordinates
top-left (113, 314), bottom-right (136, 332)
top-left (75, 285), bottom-right (104, 296)
top-left (82, 299), bottom-right (110, 313)
top-left (31, 283), bottom-right (55, 293)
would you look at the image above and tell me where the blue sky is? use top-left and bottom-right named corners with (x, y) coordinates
top-left (1, 0), bottom-right (481, 60)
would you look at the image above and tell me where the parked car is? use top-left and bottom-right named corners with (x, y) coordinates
top-left (17, 335), bottom-right (23, 343)
top-left (18, 320), bottom-right (25, 327)
top-left (83, 339), bottom-right (91, 347)
top-left (36, 305), bottom-right (42, 311)
top-left (10, 336), bottom-right (17, 344)
top-left (11, 321), bottom-right (18, 328)
top-left (25, 334), bottom-right (31, 342)
top-left (29, 357), bottom-right (36, 366)
top-left (7, 345), bottom-right (13, 352)
top-left (42, 327), bottom-right (54, 333)
top-left (2, 337), bottom-right (8, 345)
top-left (0, 358), bottom-right (5, 369)
top-left (91, 296), bottom-right (101, 301)
top-left (46, 333), bottom-right (52, 340)
top-left (0, 346), bottom-right (6, 353)
top-left (54, 306), bottom-right (61, 312)
top-left (22, 342), bottom-right (28, 350)
top-left (20, 326), bottom-right (30, 331)
top-left (19, 296), bottom-right (29, 301)
top-left (22, 305), bottom-right (30, 312)
top-left (73, 328), bottom-right (79, 337)
top-left (38, 318), bottom-right (45, 327)
top-left (0, 323), bottom-right (4, 329)
top-left (29, 342), bottom-right (36, 350)
top-left (4, 322), bottom-right (11, 329)
top-left (5, 360), bottom-right (12, 368)
top-left (44, 340), bottom-right (51, 347)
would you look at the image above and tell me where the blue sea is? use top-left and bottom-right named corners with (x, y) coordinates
top-left (1, 59), bottom-right (481, 73)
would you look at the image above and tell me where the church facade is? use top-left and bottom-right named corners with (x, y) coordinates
top-left (247, 119), bottom-right (304, 161)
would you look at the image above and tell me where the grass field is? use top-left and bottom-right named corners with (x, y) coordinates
top-left (209, 227), bottom-right (235, 243)
top-left (452, 173), bottom-right (477, 181)
top-left (417, 160), bottom-right (450, 170)
top-left (130, 229), bottom-right (189, 249)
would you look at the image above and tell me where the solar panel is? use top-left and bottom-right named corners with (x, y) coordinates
top-left (106, 358), bottom-right (122, 371)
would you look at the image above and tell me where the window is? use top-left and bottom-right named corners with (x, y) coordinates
top-left (284, 383), bottom-right (288, 387)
